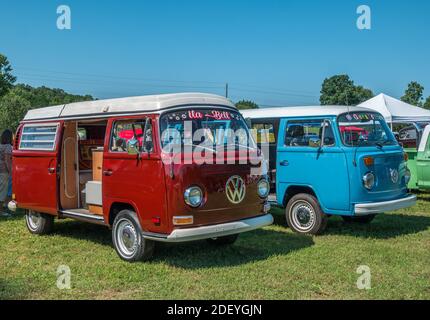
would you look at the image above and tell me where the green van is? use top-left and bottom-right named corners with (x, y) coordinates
top-left (403, 124), bottom-right (430, 190)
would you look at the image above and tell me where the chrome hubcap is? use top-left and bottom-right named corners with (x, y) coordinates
top-left (116, 220), bottom-right (138, 256)
top-left (27, 211), bottom-right (41, 230)
top-left (291, 201), bottom-right (315, 232)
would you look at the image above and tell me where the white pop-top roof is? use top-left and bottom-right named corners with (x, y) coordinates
top-left (240, 105), bottom-right (373, 119)
top-left (23, 93), bottom-right (236, 121)
top-left (358, 93), bottom-right (430, 124)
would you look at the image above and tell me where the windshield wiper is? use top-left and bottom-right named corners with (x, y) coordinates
top-left (184, 143), bottom-right (218, 153)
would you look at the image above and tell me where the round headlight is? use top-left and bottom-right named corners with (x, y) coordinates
top-left (184, 186), bottom-right (203, 208)
top-left (405, 169), bottom-right (411, 184)
top-left (257, 179), bottom-right (270, 198)
top-left (363, 172), bottom-right (375, 190)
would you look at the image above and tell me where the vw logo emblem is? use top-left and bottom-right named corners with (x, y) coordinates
top-left (226, 176), bottom-right (246, 204)
top-left (390, 168), bottom-right (399, 184)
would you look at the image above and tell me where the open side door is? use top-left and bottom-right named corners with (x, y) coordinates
top-left (13, 122), bottom-right (63, 215)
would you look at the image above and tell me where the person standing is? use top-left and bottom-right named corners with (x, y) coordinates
top-left (0, 129), bottom-right (13, 217)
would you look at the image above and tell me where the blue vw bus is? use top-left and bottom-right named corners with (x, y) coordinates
top-left (242, 106), bottom-right (417, 235)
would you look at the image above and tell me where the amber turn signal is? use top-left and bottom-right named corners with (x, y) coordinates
top-left (173, 216), bottom-right (194, 226)
top-left (363, 156), bottom-right (374, 167)
top-left (404, 152), bottom-right (409, 162)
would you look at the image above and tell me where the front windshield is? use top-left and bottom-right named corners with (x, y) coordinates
top-left (159, 108), bottom-right (256, 152)
top-left (338, 112), bottom-right (397, 147)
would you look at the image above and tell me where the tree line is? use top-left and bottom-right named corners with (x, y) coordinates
top-left (1, 52), bottom-right (429, 130)
top-left (0, 54), bottom-right (93, 132)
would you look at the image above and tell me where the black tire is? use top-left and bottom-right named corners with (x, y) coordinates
top-left (342, 214), bottom-right (376, 224)
top-left (25, 210), bottom-right (54, 235)
top-left (112, 210), bottom-right (155, 262)
top-left (206, 234), bottom-right (239, 246)
top-left (285, 193), bottom-right (327, 235)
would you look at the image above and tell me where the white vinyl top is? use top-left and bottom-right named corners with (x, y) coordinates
top-left (359, 93), bottom-right (430, 124)
top-left (240, 105), bottom-right (373, 119)
top-left (23, 93), bottom-right (236, 121)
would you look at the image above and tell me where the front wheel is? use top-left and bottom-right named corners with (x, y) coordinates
top-left (25, 210), bottom-right (54, 235)
top-left (286, 194), bottom-right (327, 235)
top-left (206, 234), bottom-right (239, 245)
top-left (342, 214), bottom-right (376, 224)
top-left (112, 210), bottom-right (155, 262)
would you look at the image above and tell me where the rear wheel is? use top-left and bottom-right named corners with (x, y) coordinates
top-left (286, 194), bottom-right (327, 235)
top-left (25, 210), bottom-right (54, 235)
top-left (112, 210), bottom-right (155, 262)
top-left (206, 234), bottom-right (239, 245)
top-left (342, 214), bottom-right (376, 224)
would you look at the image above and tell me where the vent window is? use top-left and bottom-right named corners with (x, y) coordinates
top-left (19, 124), bottom-right (60, 151)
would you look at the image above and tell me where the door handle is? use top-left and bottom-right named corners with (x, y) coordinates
top-left (280, 160), bottom-right (289, 167)
top-left (103, 169), bottom-right (113, 176)
top-left (48, 167), bottom-right (56, 174)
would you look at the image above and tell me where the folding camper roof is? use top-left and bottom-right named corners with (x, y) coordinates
top-left (23, 93), bottom-right (236, 122)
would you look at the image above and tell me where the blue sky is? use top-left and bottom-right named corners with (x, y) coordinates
top-left (1, 0), bottom-right (429, 106)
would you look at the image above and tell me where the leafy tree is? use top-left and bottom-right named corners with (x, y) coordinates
top-left (0, 54), bottom-right (16, 97)
top-left (12, 84), bottom-right (93, 108)
top-left (424, 96), bottom-right (430, 110)
top-left (320, 75), bottom-right (373, 106)
top-left (401, 81), bottom-right (424, 107)
top-left (235, 100), bottom-right (259, 110)
top-left (0, 91), bottom-right (31, 132)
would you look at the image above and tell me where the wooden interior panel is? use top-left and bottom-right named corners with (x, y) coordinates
top-left (88, 205), bottom-right (103, 216)
top-left (92, 150), bottom-right (103, 181)
top-left (60, 122), bottom-right (79, 209)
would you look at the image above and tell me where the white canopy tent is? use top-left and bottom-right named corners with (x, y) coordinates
top-left (358, 93), bottom-right (430, 124)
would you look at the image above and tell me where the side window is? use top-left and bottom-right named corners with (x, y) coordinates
top-left (284, 120), bottom-right (335, 147)
top-left (251, 123), bottom-right (276, 144)
top-left (19, 124), bottom-right (59, 151)
top-left (110, 119), bottom-right (152, 153)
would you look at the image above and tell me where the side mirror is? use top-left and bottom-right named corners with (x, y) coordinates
top-left (126, 137), bottom-right (140, 155)
top-left (309, 137), bottom-right (322, 148)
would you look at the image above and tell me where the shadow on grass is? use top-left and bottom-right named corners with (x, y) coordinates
top-left (51, 220), bottom-right (112, 246)
top-left (0, 211), bottom-right (25, 223)
top-left (0, 278), bottom-right (34, 300)
top-left (323, 213), bottom-right (430, 239)
top-left (49, 220), bottom-right (314, 268)
top-left (154, 229), bottom-right (314, 269)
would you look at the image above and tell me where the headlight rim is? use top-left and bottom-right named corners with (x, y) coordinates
top-left (257, 178), bottom-right (270, 198)
top-left (184, 186), bottom-right (204, 208)
top-left (363, 172), bottom-right (376, 190)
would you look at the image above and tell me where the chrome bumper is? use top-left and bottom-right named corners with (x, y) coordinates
top-left (354, 194), bottom-right (417, 215)
top-left (143, 214), bottom-right (274, 243)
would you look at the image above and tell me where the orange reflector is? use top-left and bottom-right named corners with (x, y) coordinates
top-left (363, 157), bottom-right (374, 166)
top-left (12, 193), bottom-right (16, 200)
top-left (173, 216), bottom-right (194, 226)
top-left (404, 152), bottom-right (409, 161)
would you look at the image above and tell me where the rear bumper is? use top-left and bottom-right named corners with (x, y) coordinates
top-left (143, 214), bottom-right (274, 243)
top-left (354, 194), bottom-right (417, 215)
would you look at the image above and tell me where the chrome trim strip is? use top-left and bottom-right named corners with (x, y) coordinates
top-left (60, 210), bottom-right (106, 225)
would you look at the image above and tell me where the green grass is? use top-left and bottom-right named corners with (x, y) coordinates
top-left (1, 194), bottom-right (429, 300)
